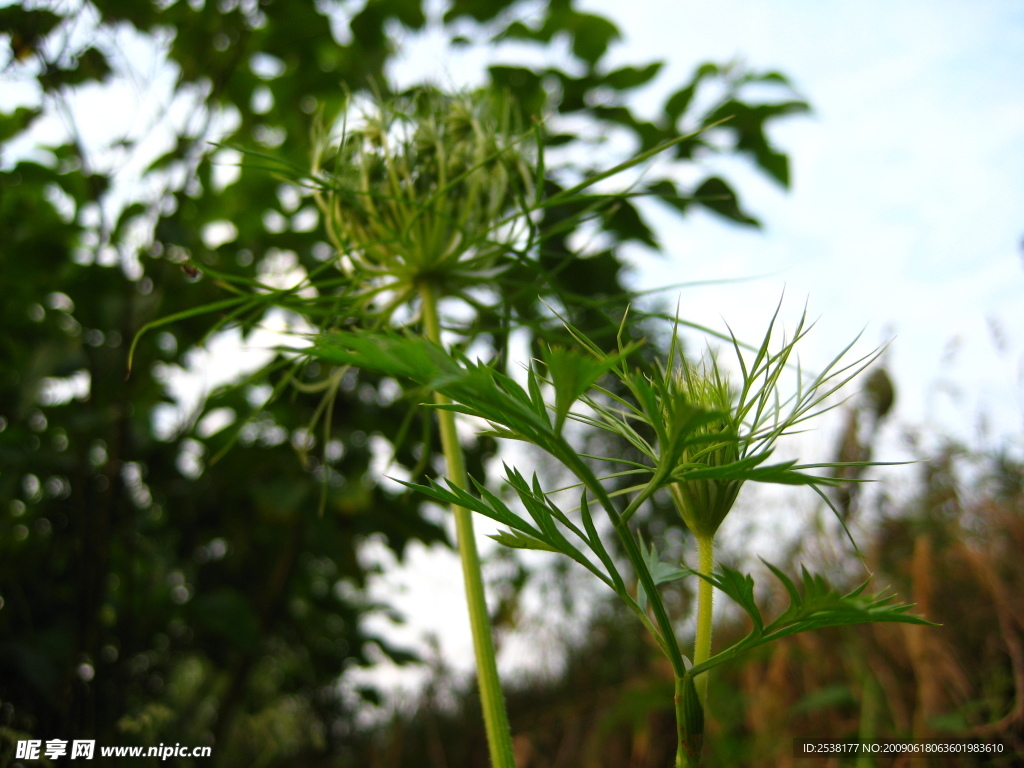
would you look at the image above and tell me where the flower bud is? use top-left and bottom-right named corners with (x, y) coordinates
top-left (667, 361), bottom-right (742, 538)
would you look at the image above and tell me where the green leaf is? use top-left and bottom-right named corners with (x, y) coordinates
top-left (686, 561), bottom-right (934, 677)
top-left (570, 13), bottom-right (620, 65)
top-left (310, 331), bottom-right (562, 449)
top-left (90, 0), bottom-right (158, 28)
top-left (403, 467), bottom-right (617, 588)
top-left (640, 537), bottom-right (690, 586)
top-left (707, 100), bottom-right (810, 187)
top-left (309, 330), bottom-right (461, 388)
top-left (601, 195), bottom-right (658, 248)
top-left (445, 0), bottom-right (513, 23)
top-left (692, 176), bottom-right (760, 227)
top-left (490, 529), bottom-right (560, 553)
top-left (636, 537), bottom-right (689, 611)
top-left (400, 477), bottom-right (538, 540)
top-left (678, 673), bottom-right (705, 766)
top-left (0, 7), bottom-right (62, 50)
top-left (542, 344), bottom-right (619, 434)
top-left (646, 179), bottom-right (693, 216)
top-left (526, 365), bottom-right (552, 429)
top-left (39, 47), bottom-right (113, 90)
top-left (388, 0), bottom-right (427, 29)
top-left (604, 62), bottom-right (663, 91)
top-left (705, 564), bottom-right (764, 634)
top-left (77, 47), bottom-right (113, 81)
top-left (664, 63), bottom-right (720, 123)
top-left (497, 468), bottom-right (619, 589)
top-left (487, 65), bottom-right (546, 119)
top-left (0, 107), bottom-right (42, 143)
top-left (493, 21), bottom-right (536, 42)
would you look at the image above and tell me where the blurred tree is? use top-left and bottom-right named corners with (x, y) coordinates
top-left (0, 1), bottom-right (807, 764)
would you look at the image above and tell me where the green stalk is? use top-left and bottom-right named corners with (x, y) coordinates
top-left (693, 534), bottom-right (715, 705)
top-left (676, 533), bottom-right (715, 767)
top-left (418, 280), bottom-right (515, 768)
top-left (554, 449), bottom-right (688, 678)
top-left (675, 673), bottom-right (704, 768)
top-left (855, 659), bottom-right (880, 768)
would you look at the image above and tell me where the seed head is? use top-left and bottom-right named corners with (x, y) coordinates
top-left (312, 88), bottom-right (535, 314)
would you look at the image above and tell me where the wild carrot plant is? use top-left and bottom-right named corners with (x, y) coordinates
top-left (308, 89), bottom-right (537, 768)
top-left (135, 86), bottom-right (932, 767)
top-left (306, 308), bottom-right (933, 767)
top-left (132, 86), bottom-right (712, 767)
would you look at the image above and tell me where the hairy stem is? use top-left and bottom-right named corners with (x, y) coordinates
top-left (419, 280), bottom-right (515, 768)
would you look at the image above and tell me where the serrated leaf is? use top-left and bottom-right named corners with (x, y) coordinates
top-left (399, 477), bottom-right (536, 539)
top-left (686, 561), bottom-right (934, 677)
top-left (542, 344), bottom-right (620, 434)
top-left (490, 529), bottom-right (560, 553)
top-left (639, 537), bottom-right (690, 586)
top-left (310, 331), bottom-right (559, 448)
top-left (636, 537), bottom-right (690, 611)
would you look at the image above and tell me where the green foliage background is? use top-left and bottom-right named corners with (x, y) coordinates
top-left (1, 1), bottom-right (1020, 766)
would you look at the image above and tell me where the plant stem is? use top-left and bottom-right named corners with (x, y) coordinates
top-left (694, 534), bottom-right (715, 705)
top-left (675, 673), bottom-right (704, 768)
top-left (418, 280), bottom-right (516, 768)
top-left (672, 534), bottom-right (715, 767)
top-left (558, 451), bottom-right (688, 679)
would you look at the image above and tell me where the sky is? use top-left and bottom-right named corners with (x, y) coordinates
top-left (352, 0), bottom-right (1024, 701)
top-left (381, 0), bottom-right (1024, 454)
top-left (581, 0), bottom-right (1024, 449)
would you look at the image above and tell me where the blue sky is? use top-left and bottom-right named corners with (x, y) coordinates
top-left (391, 0), bottom-right (1024, 449)
top-left (581, 0), bottom-right (1024, 450)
